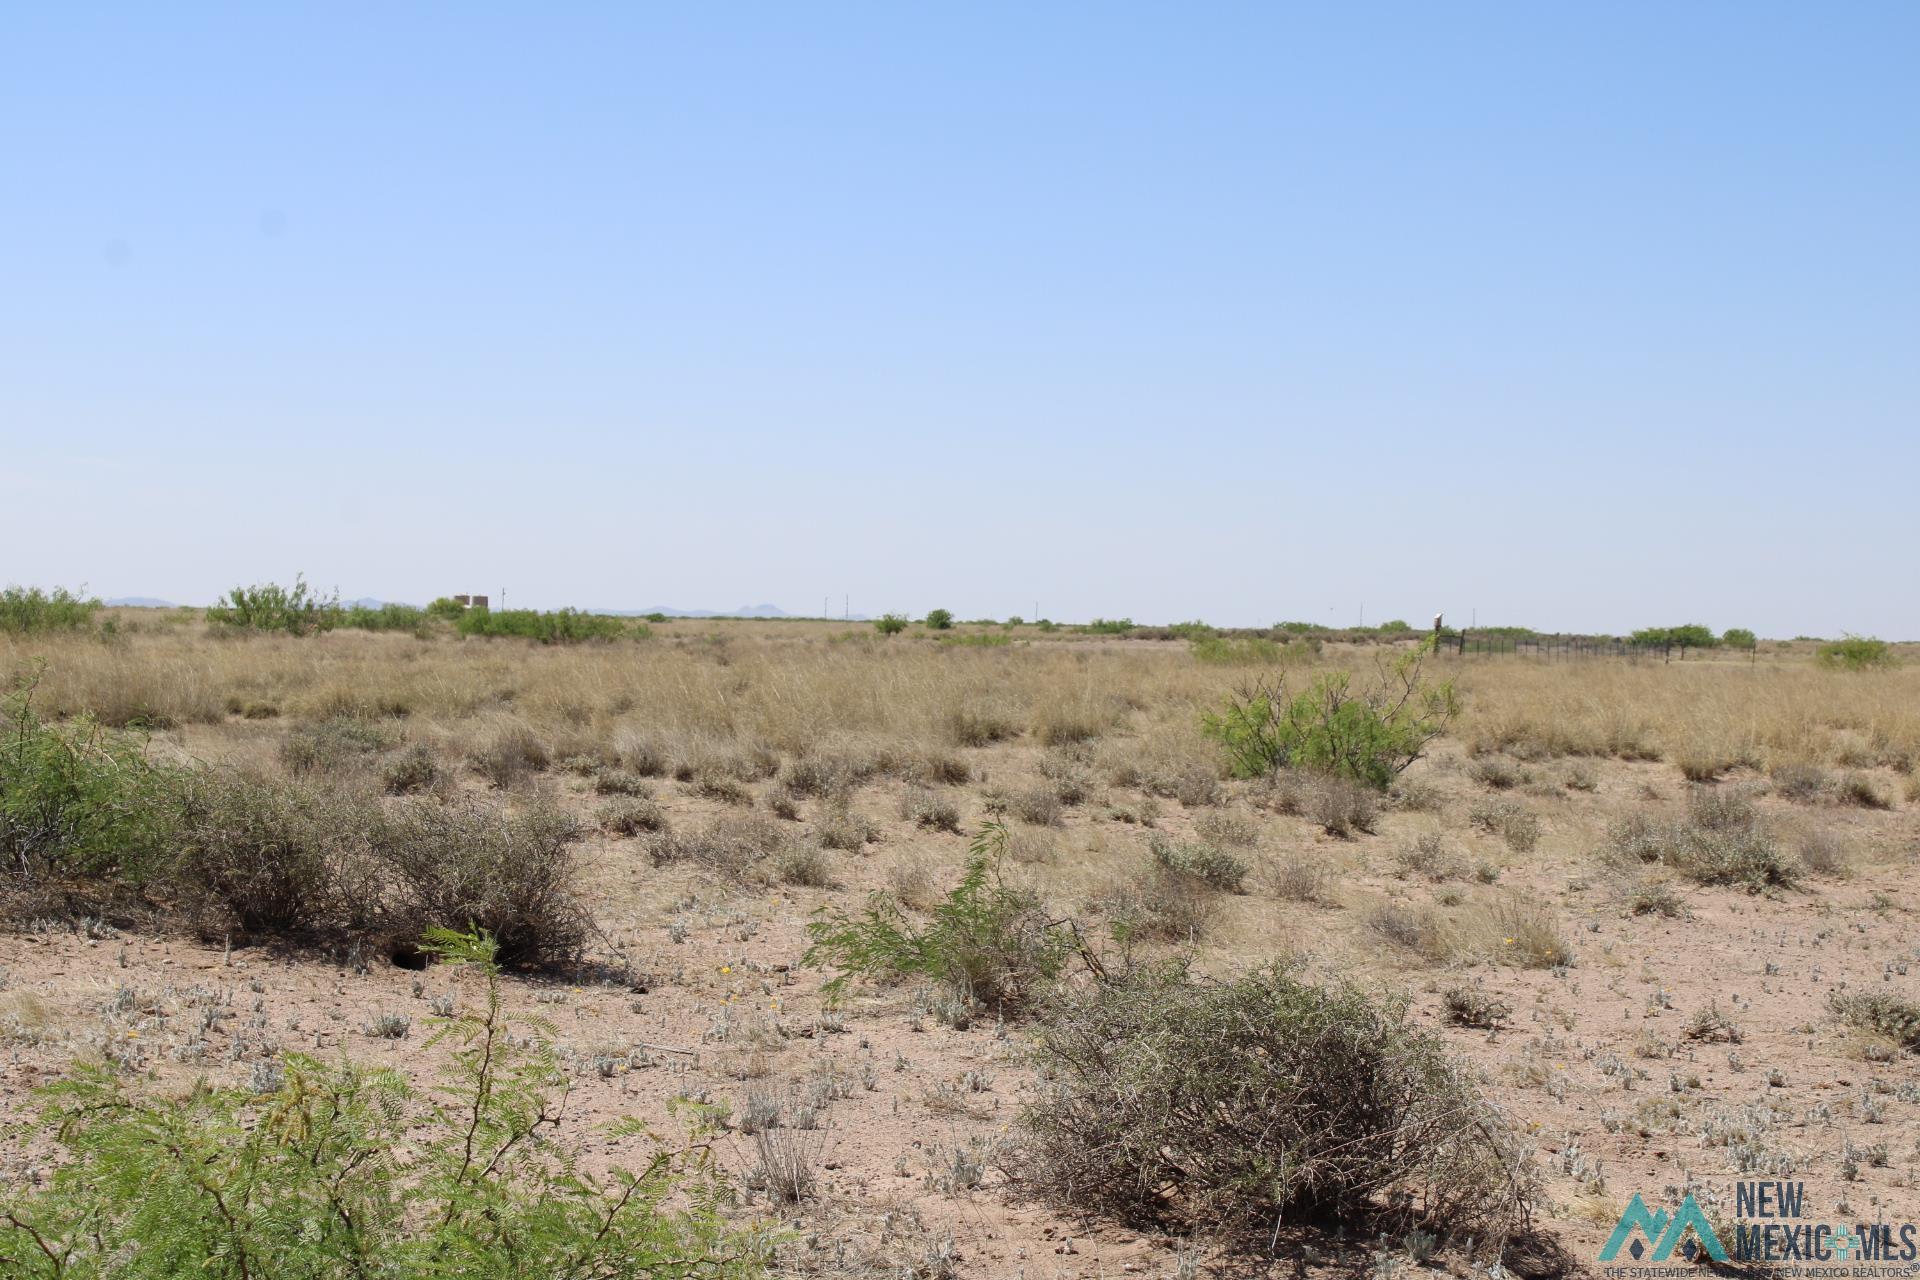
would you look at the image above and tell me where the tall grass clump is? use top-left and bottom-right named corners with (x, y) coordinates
top-left (1020, 961), bottom-right (1537, 1256)
top-left (0, 928), bottom-right (763, 1279)
top-left (0, 586), bottom-right (101, 634)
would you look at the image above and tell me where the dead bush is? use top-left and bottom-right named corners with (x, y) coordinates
top-left (1769, 762), bottom-right (1828, 803)
top-left (173, 772), bottom-right (371, 936)
top-left (1009, 787), bottom-right (1063, 827)
top-left (1394, 833), bottom-right (1464, 882)
top-left (1469, 758), bottom-right (1526, 791)
top-left (1193, 807), bottom-right (1259, 849)
top-left (376, 801), bottom-right (589, 968)
top-left (1309, 774), bottom-right (1379, 837)
top-left (1098, 866), bottom-right (1217, 943)
top-left (1441, 985), bottom-right (1510, 1029)
top-left (647, 812), bottom-right (784, 874)
top-left (945, 706), bottom-right (1018, 747)
top-left (598, 797), bottom-right (668, 836)
top-left (1020, 962), bottom-right (1537, 1253)
top-left (1490, 901), bottom-right (1572, 969)
top-left (813, 802), bottom-right (876, 852)
top-left (770, 842), bottom-right (836, 889)
top-left (591, 767), bottom-right (651, 797)
top-left (468, 720), bottom-right (550, 788)
top-left (380, 744), bottom-right (441, 795)
top-left (901, 786), bottom-right (963, 833)
top-left (1467, 799), bottom-right (1540, 854)
top-left (1837, 772), bottom-right (1891, 810)
top-left (1272, 855), bottom-right (1331, 903)
top-left (1796, 829), bottom-right (1849, 877)
top-left (279, 716), bottom-right (396, 776)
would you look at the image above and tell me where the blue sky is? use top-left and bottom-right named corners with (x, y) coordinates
top-left (3, 4), bottom-right (1915, 635)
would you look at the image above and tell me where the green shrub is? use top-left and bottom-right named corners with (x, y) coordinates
top-left (923, 608), bottom-right (954, 630)
top-left (0, 586), bottom-right (101, 634)
top-left (425, 596), bottom-right (469, 621)
top-left (0, 928), bottom-right (762, 1279)
top-left (337, 601), bottom-right (429, 633)
top-left (1721, 627), bottom-right (1757, 650)
top-left (206, 576), bottom-right (339, 635)
top-left (937, 632), bottom-right (1010, 648)
top-left (1830, 991), bottom-right (1920, 1050)
top-left (1628, 624), bottom-right (1717, 650)
top-left (0, 678), bottom-right (180, 886)
top-left (1818, 635), bottom-right (1895, 671)
top-left (1604, 792), bottom-right (1799, 891)
top-left (873, 613), bottom-right (909, 636)
top-left (1020, 961), bottom-right (1537, 1253)
top-left (804, 823), bottom-right (1077, 1012)
top-left (456, 605), bottom-right (626, 644)
top-left (1201, 641), bottom-right (1457, 787)
top-left (1082, 618), bottom-right (1134, 635)
top-left (1189, 635), bottom-right (1292, 665)
top-left (1147, 834), bottom-right (1246, 892)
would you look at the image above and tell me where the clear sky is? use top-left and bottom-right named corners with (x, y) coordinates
top-left (3, 5), bottom-right (1915, 636)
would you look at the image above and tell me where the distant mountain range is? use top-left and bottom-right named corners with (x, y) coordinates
top-left (603, 604), bottom-right (791, 619)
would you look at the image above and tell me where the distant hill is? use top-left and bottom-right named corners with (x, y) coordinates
top-left (105, 597), bottom-right (177, 608)
top-left (599, 604), bottom-right (795, 619)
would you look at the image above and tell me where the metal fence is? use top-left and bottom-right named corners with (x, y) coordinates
top-left (1433, 634), bottom-right (1692, 661)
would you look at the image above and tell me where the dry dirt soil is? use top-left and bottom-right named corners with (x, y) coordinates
top-left (3, 629), bottom-right (1918, 1278)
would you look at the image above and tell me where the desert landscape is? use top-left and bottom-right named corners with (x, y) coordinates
top-left (4, 597), bottom-right (1917, 1278)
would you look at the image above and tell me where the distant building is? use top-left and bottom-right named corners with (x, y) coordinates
top-left (451, 594), bottom-right (489, 609)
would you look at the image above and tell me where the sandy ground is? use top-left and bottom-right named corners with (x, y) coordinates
top-left (4, 739), bottom-right (1918, 1278)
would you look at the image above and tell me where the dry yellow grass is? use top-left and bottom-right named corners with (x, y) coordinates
top-left (10, 618), bottom-right (1915, 778)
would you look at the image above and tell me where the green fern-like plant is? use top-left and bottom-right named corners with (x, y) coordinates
top-left (803, 823), bottom-right (1076, 1011)
top-left (0, 928), bottom-right (766, 1278)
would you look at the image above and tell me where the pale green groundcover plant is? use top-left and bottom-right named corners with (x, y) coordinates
top-left (0, 929), bottom-right (767, 1279)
